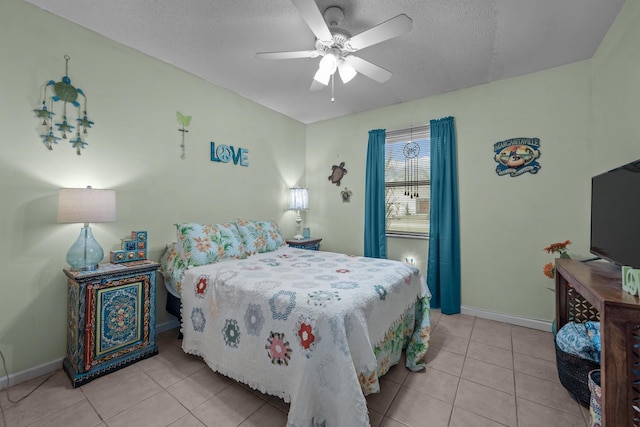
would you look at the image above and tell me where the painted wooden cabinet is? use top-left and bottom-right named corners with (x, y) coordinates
top-left (63, 260), bottom-right (159, 387)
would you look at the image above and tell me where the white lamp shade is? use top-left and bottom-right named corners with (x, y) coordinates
top-left (313, 67), bottom-right (332, 86)
top-left (319, 53), bottom-right (338, 73)
top-left (289, 187), bottom-right (309, 211)
top-left (338, 60), bottom-right (357, 84)
top-left (314, 53), bottom-right (339, 85)
top-left (58, 187), bottom-right (116, 224)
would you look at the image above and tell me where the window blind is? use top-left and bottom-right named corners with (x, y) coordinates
top-left (384, 125), bottom-right (430, 237)
top-left (385, 125), bottom-right (430, 143)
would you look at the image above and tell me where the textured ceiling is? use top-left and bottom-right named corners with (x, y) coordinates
top-left (25, 0), bottom-right (624, 124)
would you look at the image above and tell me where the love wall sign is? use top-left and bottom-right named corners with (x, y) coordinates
top-left (210, 141), bottom-right (249, 167)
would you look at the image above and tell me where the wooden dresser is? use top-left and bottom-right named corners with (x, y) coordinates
top-left (555, 258), bottom-right (640, 426)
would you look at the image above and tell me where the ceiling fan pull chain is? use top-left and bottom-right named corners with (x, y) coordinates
top-left (331, 73), bottom-right (335, 102)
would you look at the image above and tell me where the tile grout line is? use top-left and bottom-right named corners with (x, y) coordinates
top-left (80, 387), bottom-right (105, 425)
top-left (510, 323), bottom-right (519, 427)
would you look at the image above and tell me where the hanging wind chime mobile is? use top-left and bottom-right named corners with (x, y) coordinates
top-left (33, 55), bottom-right (94, 155)
top-left (403, 135), bottom-right (420, 199)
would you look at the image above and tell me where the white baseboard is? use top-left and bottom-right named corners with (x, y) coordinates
top-left (157, 318), bottom-right (181, 333)
top-left (460, 305), bottom-right (553, 332)
top-left (0, 319), bottom-right (181, 391)
top-left (0, 356), bottom-right (63, 391)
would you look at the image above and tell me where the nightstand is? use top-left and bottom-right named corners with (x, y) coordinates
top-left (63, 260), bottom-right (159, 387)
top-left (286, 237), bottom-right (322, 250)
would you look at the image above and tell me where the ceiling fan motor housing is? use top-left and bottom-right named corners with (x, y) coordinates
top-left (323, 6), bottom-right (344, 27)
top-left (315, 31), bottom-right (353, 58)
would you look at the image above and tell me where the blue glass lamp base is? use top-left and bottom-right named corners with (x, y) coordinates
top-left (67, 226), bottom-right (104, 271)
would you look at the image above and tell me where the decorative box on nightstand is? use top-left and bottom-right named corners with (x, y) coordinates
top-left (286, 237), bottom-right (322, 251)
top-left (63, 260), bottom-right (159, 387)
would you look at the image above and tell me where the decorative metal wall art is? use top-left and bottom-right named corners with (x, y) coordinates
top-left (341, 187), bottom-right (352, 202)
top-left (176, 111), bottom-right (192, 159)
top-left (328, 162), bottom-right (347, 186)
top-left (403, 141), bottom-right (420, 198)
top-left (494, 137), bottom-right (541, 177)
top-left (33, 55), bottom-right (94, 155)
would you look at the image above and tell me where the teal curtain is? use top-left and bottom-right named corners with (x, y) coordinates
top-left (364, 129), bottom-right (386, 258)
top-left (427, 117), bottom-right (460, 314)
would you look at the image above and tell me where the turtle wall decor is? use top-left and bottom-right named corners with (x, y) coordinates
top-left (33, 55), bottom-right (94, 155)
top-left (328, 162), bottom-right (347, 186)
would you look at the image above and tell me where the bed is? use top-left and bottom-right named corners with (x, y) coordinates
top-left (160, 220), bottom-right (431, 427)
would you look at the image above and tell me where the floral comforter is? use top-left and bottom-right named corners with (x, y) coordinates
top-left (180, 246), bottom-right (431, 427)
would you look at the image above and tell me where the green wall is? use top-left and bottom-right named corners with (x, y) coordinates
top-left (0, 0), bottom-right (305, 375)
top-left (306, 62), bottom-right (592, 323)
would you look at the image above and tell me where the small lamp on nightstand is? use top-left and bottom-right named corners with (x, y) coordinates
top-left (58, 186), bottom-right (116, 271)
top-left (288, 187), bottom-right (308, 240)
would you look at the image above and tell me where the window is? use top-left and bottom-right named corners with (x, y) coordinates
top-left (385, 125), bottom-right (430, 237)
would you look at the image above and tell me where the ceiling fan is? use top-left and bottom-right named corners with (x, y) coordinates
top-left (256, 0), bottom-right (412, 91)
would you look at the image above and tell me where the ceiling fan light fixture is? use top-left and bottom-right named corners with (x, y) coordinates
top-left (318, 53), bottom-right (338, 73)
top-left (313, 67), bottom-right (332, 85)
top-left (338, 60), bottom-right (357, 84)
top-left (314, 52), bottom-right (338, 85)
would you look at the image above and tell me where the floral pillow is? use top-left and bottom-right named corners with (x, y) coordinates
top-left (159, 242), bottom-right (186, 296)
top-left (235, 219), bottom-right (285, 255)
top-left (175, 222), bottom-right (246, 267)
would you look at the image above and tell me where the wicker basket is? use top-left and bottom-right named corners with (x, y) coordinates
top-left (588, 369), bottom-right (601, 427)
top-left (555, 339), bottom-right (600, 407)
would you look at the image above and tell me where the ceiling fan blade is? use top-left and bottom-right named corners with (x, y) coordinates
top-left (347, 14), bottom-right (412, 51)
top-left (256, 50), bottom-right (319, 60)
top-left (344, 56), bottom-right (392, 83)
top-left (291, 0), bottom-right (333, 42)
top-left (309, 79), bottom-right (325, 91)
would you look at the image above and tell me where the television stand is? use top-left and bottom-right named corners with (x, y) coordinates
top-left (555, 258), bottom-right (640, 426)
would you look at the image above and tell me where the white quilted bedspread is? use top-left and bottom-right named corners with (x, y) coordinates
top-left (180, 246), bottom-right (430, 427)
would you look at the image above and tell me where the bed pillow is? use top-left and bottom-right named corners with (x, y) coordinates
top-left (175, 222), bottom-right (246, 267)
top-left (235, 219), bottom-right (285, 255)
top-left (159, 242), bottom-right (186, 296)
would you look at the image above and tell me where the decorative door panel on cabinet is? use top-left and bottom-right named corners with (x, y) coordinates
top-left (63, 260), bottom-right (159, 387)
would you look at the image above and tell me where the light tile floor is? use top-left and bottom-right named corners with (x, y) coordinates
top-left (0, 310), bottom-right (592, 426)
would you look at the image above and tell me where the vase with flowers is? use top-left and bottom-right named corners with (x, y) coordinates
top-left (543, 240), bottom-right (572, 280)
top-left (543, 240), bottom-right (571, 336)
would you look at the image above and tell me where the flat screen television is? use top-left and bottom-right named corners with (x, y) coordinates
top-left (591, 158), bottom-right (640, 269)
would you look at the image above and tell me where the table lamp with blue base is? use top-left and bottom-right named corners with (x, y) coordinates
top-left (58, 186), bottom-right (116, 271)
